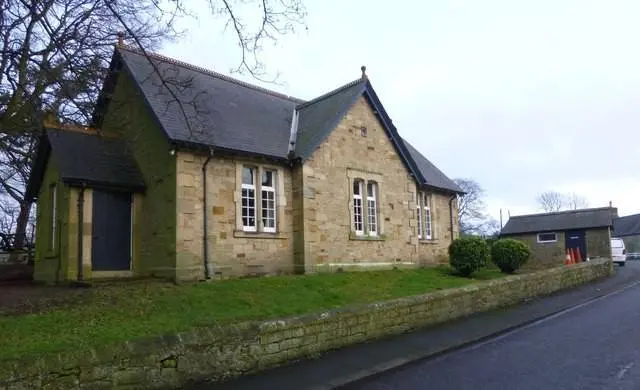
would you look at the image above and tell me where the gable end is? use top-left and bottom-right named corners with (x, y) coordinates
top-left (296, 79), bottom-right (425, 187)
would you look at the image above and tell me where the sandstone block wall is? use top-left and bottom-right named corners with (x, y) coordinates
top-left (297, 96), bottom-right (457, 271)
top-left (0, 259), bottom-right (612, 389)
top-left (91, 69), bottom-right (462, 280)
top-left (175, 153), bottom-right (295, 280)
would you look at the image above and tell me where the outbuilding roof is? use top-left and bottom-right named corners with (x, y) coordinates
top-left (500, 207), bottom-right (618, 235)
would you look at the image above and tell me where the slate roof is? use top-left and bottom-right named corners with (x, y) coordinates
top-left (295, 79), bottom-right (366, 159)
top-left (500, 207), bottom-right (618, 236)
top-left (116, 47), bottom-right (299, 159)
top-left (25, 129), bottom-right (145, 200)
top-left (612, 214), bottom-right (640, 237)
top-left (402, 139), bottom-right (462, 193)
top-left (98, 46), bottom-right (461, 193)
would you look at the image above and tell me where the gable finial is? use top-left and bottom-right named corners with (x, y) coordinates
top-left (117, 31), bottom-right (125, 47)
top-left (361, 65), bottom-right (367, 80)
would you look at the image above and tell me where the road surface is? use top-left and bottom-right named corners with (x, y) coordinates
top-left (342, 261), bottom-right (640, 390)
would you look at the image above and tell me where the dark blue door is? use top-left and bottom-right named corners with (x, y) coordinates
top-left (91, 190), bottom-right (132, 271)
top-left (565, 230), bottom-right (587, 260)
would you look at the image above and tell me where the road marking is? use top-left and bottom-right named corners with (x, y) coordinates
top-left (340, 274), bottom-right (640, 387)
top-left (617, 362), bottom-right (634, 380)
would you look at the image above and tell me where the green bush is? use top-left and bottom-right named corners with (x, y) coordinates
top-left (491, 238), bottom-right (531, 274)
top-left (448, 236), bottom-right (490, 277)
top-left (485, 236), bottom-right (498, 248)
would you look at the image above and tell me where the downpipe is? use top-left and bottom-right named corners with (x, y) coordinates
top-left (202, 148), bottom-right (214, 279)
top-left (449, 195), bottom-right (457, 243)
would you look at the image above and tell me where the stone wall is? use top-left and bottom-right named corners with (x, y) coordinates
top-left (175, 153), bottom-right (295, 281)
top-left (510, 229), bottom-right (613, 268)
top-left (77, 69), bottom-right (460, 281)
top-left (65, 187), bottom-right (94, 281)
top-left (0, 259), bottom-right (612, 389)
top-left (297, 96), bottom-right (457, 272)
top-left (34, 144), bottom-right (146, 283)
top-left (586, 228), bottom-right (612, 259)
top-left (33, 158), bottom-right (69, 283)
top-left (510, 232), bottom-right (567, 267)
top-left (100, 71), bottom-right (178, 279)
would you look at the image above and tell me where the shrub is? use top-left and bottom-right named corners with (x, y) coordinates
top-left (485, 236), bottom-right (499, 249)
top-left (491, 238), bottom-right (531, 274)
top-left (448, 236), bottom-right (490, 277)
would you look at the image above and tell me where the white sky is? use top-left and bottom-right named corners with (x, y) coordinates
top-left (163, 0), bottom-right (640, 220)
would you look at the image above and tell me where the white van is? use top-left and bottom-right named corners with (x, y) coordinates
top-left (611, 237), bottom-right (626, 266)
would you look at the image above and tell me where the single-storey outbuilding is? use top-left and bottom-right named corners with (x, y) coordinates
top-left (500, 207), bottom-right (618, 266)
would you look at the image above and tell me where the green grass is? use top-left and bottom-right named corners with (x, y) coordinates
top-left (0, 266), bottom-right (502, 361)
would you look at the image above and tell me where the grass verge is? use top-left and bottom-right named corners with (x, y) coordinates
top-left (0, 266), bottom-right (502, 361)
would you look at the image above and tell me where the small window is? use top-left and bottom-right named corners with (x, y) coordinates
top-left (417, 202), bottom-right (423, 239)
top-left (537, 232), bottom-right (557, 243)
top-left (417, 191), bottom-right (433, 240)
top-left (241, 167), bottom-right (256, 231)
top-left (352, 180), bottom-right (364, 235)
top-left (237, 165), bottom-right (280, 234)
top-left (360, 126), bottom-right (368, 137)
top-left (242, 167), bottom-right (254, 185)
top-left (261, 170), bottom-right (276, 233)
top-left (424, 207), bottom-right (432, 239)
top-left (367, 182), bottom-right (378, 236)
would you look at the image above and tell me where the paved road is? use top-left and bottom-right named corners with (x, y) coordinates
top-left (342, 261), bottom-right (640, 390)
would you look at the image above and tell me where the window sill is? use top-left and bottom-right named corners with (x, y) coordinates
top-left (419, 239), bottom-right (439, 245)
top-left (233, 230), bottom-right (289, 239)
top-left (349, 233), bottom-right (386, 241)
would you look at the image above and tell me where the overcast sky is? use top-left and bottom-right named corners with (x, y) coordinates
top-left (164, 0), bottom-right (640, 221)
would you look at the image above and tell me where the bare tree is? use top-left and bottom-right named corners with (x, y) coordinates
top-left (0, 199), bottom-right (18, 236)
top-left (0, 0), bottom-right (307, 251)
top-left (536, 191), bottom-right (589, 212)
top-left (0, 132), bottom-right (37, 251)
top-left (454, 178), bottom-right (489, 235)
top-left (0, 0), bottom-right (175, 253)
top-left (566, 192), bottom-right (589, 210)
top-left (536, 191), bottom-right (565, 212)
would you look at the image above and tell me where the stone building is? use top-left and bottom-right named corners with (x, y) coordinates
top-left (26, 45), bottom-right (463, 283)
top-left (500, 207), bottom-right (618, 267)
